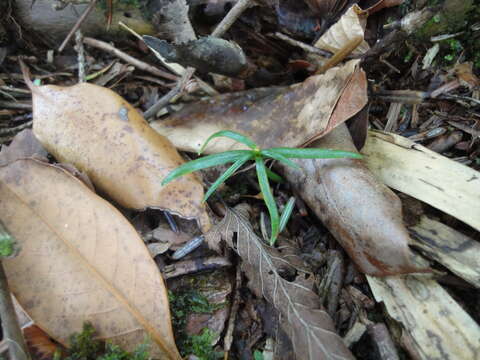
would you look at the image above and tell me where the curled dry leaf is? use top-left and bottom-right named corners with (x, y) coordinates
top-left (205, 205), bottom-right (354, 360)
top-left (0, 158), bottom-right (182, 359)
top-left (281, 124), bottom-right (430, 276)
top-left (151, 60), bottom-right (362, 153)
top-left (314, 5), bottom-right (370, 56)
top-left (28, 81), bottom-right (210, 232)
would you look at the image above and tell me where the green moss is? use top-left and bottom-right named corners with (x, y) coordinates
top-left (169, 290), bottom-right (224, 359)
top-left (64, 323), bottom-right (151, 360)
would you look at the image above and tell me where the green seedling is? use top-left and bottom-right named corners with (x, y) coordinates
top-left (162, 130), bottom-right (362, 244)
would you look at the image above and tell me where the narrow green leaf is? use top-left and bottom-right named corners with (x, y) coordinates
top-left (261, 149), bottom-right (301, 170)
top-left (265, 147), bottom-right (363, 159)
top-left (203, 153), bottom-right (252, 201)
top-left (199, 130), bottom-right (258, 154)
top-left (265, 168), bottom-right (284, 183)
top-left (162, 150), bottom-right (252, 185)
top-left (256, 157), bottom-right (279, 245)
top-left (279, 197), bottom-right (295, 233)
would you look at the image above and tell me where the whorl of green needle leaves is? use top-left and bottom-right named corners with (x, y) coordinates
top-left (162, 130), bottom-right (362, 245)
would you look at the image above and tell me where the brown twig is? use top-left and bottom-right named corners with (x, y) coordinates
top-left (316, 36), bottom-right (363, 74)
top-left (162, 256), bottom-right (232, 279)
top-left (223, 265), bottom-right (242, 360)
top-left (58, 0), bottom-right (97, 52)
top-left (211, 0), bottom-right (255, 38)
top-left (0, 101), bottom-right (32, 110)
top-left (75, 30), bottom-right (86, 83)
top-left (83, 37), bottom-right (178, 81)
top-left (274, 32), bottom-right (332, 58)
top-left (144, 67), bottom-right (195, 119)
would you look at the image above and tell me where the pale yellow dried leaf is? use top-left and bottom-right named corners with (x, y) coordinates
top-left (314, 5), bottom-right (369, 56)
top-left (0, 159), bottom-right (181, 359)
top-left (30, 82), bottom-right (210, 232)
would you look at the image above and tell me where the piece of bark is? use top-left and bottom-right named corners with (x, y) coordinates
top-left (362, 130), bottom-right (480, 231)
top-left (410, 216), bottom-right (480, 288)
top-left (280, 124), bottom-right (430, 276)
top-left (367, 323), bottom-right (400, 360)
top-left (367, 274), bottom-right (480, 360)
top-left (14, 0), bottom-right (155, 46)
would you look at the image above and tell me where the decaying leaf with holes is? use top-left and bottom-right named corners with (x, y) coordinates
top-left (28, 81), bottom-right (210, 232)
top-left (205, 204), bottom-right (354, 360)
top-left (0, 157), bottom-right (182, 359)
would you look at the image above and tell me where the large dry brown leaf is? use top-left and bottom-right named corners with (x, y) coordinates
top-left (0, 158), bottom-right (182, 359)
top-left (205, 205), bottom-right (354, 360)
top-left (151, 60), bottom-right (364, 153)
top-left (280, 124), bottom-right (430, 276)
top-left (29, 82), bottom-right (210, 232)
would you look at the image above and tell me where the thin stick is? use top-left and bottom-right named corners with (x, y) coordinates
top-left (144, 67), bottom-right (195, 119)
top-left (211, 0), bottom-right (254, 38)
top-left (58, 0), bottom-right (97, 53)
top-left (223, 266), bottom-right (242, 360)
top-left (274, 32), bottom-right (332, 58)
top-left (75, 30), bottom-right (87, 83)
top-left (83, 37), bottom-right (178, 81)
top-left (316, 36), bottom-right (363, 74)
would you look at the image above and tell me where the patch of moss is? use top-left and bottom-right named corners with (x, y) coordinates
top-left (169, 290), bottom-right (224, 359)
top-left (64, 323), bottom-right (151, 360)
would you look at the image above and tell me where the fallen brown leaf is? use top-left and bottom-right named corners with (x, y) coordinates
top-left (27, 80), bottom-right (210, 232)
top-left (0, 129), bottom-right (47, 166)
top-left (0, 158), bottom-right (182, 359)
top-left (151, 60), bottom-right (364, 153)
top-left (23, 325), bottom-right (61, 360)
top-left (281, 124), bottom-right (430, 276)
top-left (205, 204), bottom-right (354, 360)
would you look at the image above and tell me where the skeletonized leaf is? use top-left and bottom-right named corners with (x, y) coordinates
top-left (314, 5), bottom-right (370, 56)
top-left (0, 159), bottom-right (182, 359)
top-left (205, 205), bottom-right (354, 360)
top-left (29, 82), bottom-right (210, 232)
top-left (151, 60), bottom-right (365, 154)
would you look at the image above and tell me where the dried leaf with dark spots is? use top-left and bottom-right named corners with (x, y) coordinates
top-left (0, 158), bottom-right (182, 359)
top-left (28, 82), bottom-right (210, 232)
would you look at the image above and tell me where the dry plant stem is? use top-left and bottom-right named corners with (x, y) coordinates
top-left (163, 256), bottom-right (231, 279)
top-left (274, 32), bottom-right (332, 58)
top-left (223, 266), bottom-right (242, 360)
top-left (316, 36), bottom-right (363, 74)
top-left (0, 121), bottom-right (33, 135)
top-left (0, 262), bottom-right (31, 360)
top-left (144, 67), bottom-right (195, 119)
top-left (83, 37), bottom-right (178, 81)
top-left (58, 0), bottom-right (97, 52)
top-left (211, 0), bottom-right (254, 37)
top-left (75, 30), bottom-right (86, 83)
top-left (0, 101), bottom-right (31, 110)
